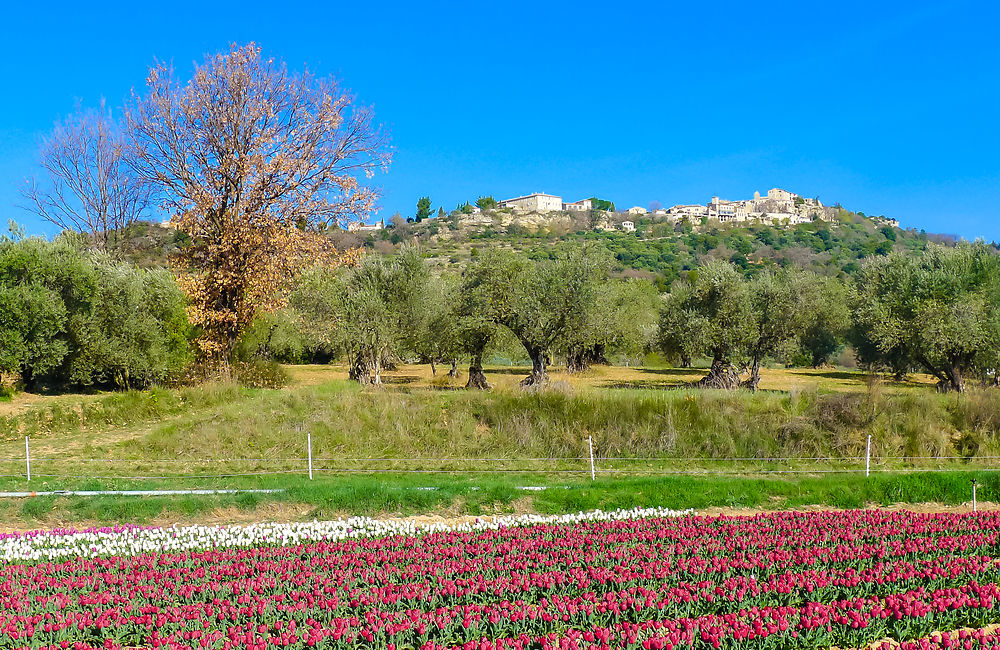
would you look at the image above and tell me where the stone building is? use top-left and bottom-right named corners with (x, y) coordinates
top-left (498, 193), bottom-right (564, 213)
top-left (563, 198), bottom-right (593, 212)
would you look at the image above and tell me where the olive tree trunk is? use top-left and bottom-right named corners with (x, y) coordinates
top-left (466, 352), bottom-right (491, 390)
top-left (349, 354), bottom-right (382, 386)
top-left (741, 356), bottom-right (763, 392)
top-left (937, 362), bottom-right (965, 393)
top-left (697, 354), bottom-right (740, 389)
top-left (566, 349), bottom-right (588, 374)
top-left (520, 344), bottom-right (549, 387)
top-left (566, 344), bottom-right (608, 374)
top-left (917, 352), bottom-right (966, 393)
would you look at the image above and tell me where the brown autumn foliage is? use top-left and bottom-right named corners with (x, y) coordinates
top-left (127, 43), bottom-right (388, 360)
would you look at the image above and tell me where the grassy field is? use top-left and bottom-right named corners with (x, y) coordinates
top-left (280, 362), bottom-right (940, 393)
top-left (0, 362), bottom-right (996, 527)
top-left (0, 470), bottom-right (997, 530)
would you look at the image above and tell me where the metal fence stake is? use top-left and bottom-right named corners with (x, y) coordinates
top-left (588, 436), bottom-right (595, 481)
top-left (307, 432), bottom-right (313, 480)
top-left (865, 435), bottom-right (872, 478)
top-left (25, 437), bottom-right (30, 482)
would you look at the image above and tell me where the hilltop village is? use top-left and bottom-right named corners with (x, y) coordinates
top-left (347, 188), bottom-right (901, 236)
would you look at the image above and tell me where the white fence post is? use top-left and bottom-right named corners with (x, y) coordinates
top-left (973, 479), bottom-right (978, 512)
top-left (25, 436), bottom-right (30, 482)
top-left (307, 431), bottom-right (313, 481)
top-left (865, 435), bottom-right (871, 478)
top-left (588, 435), bottom-right (595, 481)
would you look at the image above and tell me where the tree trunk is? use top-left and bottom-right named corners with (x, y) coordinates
top-left (697, 354), bottom-right (740, 389)
top-left (466, 353), bottom-right (491, 390)
top-left (350, 354), bottom-right (382, 386)
top-left (680, 353), bottom-right (692, 368)
top-left (567, 344), bottom-right (608, 373)
top-left (917, 353), bottom-right (964, 393)
top-left (566, 348), bottom-right (588, 374)
top-left (448, 358), bottom-right (459, 378)
top-left (430, 359), bottom-right (437, 376)
top-left (938, 360), bottom-right (965, 393)
top-left (741, 357), bottom-right (762, 392)
top-left (520, 346), bottom-right (549, 387)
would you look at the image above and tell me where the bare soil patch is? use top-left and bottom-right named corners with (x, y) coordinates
top-left (1, 500), bottom-right (992, 535)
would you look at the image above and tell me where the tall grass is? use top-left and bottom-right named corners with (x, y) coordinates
top-left (0, 383), bottom-right (249, 442)
top-left (3, 379), bottom-right (1000, 469)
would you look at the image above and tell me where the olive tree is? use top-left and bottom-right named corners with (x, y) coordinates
top-left (66, 258), bottom-right (191, 388)
top-left (559, 279), bottom-right (659, 371)
top-left (413, 274), bottom-right (463, 377)
top-left (509, 246), bottom-right (611, 386)
top-left (456, 252), bottom-right (512, 389)
top-left (337, 249), bottom-right (427, 385)
top-left (797, 274), bottom-right (851, 367)
top-left (852, 243), bottom-right (1000, 392)
top-left (461, 245), bottom-right (610, 386)
top-left (0, 235), bottom-right (189, 391)
top-left (659, 261), bottom-right (754, 388)
top-left (742, 269), bottom-right (806, 391)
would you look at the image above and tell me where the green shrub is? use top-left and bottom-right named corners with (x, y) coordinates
top-left (0, 236), bottom-right (191, 392)
top-left (232, 359), bottom-right (288, 389)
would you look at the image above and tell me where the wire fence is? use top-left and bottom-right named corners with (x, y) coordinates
top-left (0, 434), bottom-right (997, 482)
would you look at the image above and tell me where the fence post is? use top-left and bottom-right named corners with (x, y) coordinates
top-left (973, 479), bottom-right (978, 512)
top-left (588, 435), bottom-right (595, 481)
top-left (25, 436), bottom-right (30, 482)
top-left (307, 431), bottom-right (313, 480)
top-left (865, 434), bottom-right (871, 478)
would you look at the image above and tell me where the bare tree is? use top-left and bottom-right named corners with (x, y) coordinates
top-left (20, 100), bottom-right (151, 250)
top-left (126, 43), bottom-right (391, 360)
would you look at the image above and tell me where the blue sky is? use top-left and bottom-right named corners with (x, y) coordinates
top-left (1, 0), bottom-right (998, 241)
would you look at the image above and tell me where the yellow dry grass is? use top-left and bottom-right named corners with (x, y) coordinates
top-left (284, 363), bottom-right (937, 394)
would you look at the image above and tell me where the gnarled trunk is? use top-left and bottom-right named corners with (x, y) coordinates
top-left (917, 352), bottom-right (966, 393)
top-left (520, 345), bottom-right (549, 387)
top-left (741, 357), bottom-right (763, 392)
top-left (566, 344), bottom-right (608, 374)
top-left (698, 354), bottom-right (740, 389)
top-left (936, 363), bottom-right (965, 393)
top-left (448, 358), bottom-right (459, 378)
top-left (350, 354), bottom-right (382, 386)
top-left (566, 349), bottom-right (588, 374)
top-left (466, 352), bottom-right (491, 390)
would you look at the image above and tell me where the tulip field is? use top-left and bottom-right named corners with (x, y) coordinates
top-left (4, 508), bottom-right (1000, 649)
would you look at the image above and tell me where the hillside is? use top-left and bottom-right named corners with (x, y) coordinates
top-left (116, 201), bottom-right (993, 291)
top-left (331, 206), bottom-right (986, 290)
